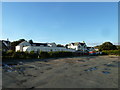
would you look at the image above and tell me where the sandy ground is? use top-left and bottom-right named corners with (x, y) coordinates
top-left (2, 55), bottom-right (119, 88)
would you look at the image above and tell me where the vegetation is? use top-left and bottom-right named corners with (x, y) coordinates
top-left (2, 50), bottom-right (87, 60)
top-left (102, 50), bottom-right (120, 55)
top-left (2, 39), bottom-right (120, 60)
top-left (11, 39), bottom-right (26, 51)
top-left (65, 44), bottom-right (68, 48)
top-left (28, 39), bottom-right (33, 44)
top-left (99, 42), bottom-right (117, 51)
top-left (56, 44), bottom-right (64, 47)
top-left (94, 42), bottom-right (120, 55)
top-left (116, 45), bottom-right (120, 50)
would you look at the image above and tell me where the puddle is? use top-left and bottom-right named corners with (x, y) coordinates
top-left (104, 63), bottom-right (118, 67)
top-left (110, 57), bottom-right (118, 58)
top-left (81, 64), bottom-right (88, 67)
top-left (77, 60), bottom-right (86, 62)
top-left (28, 66), bottom-right (34, 68)
top-left (104, 68), bottom-right (111, 70)
top-left (102, 71), bottom-right (110, 74)
top-left (2, 63), bottom-right (26, 73)
top-left (84, 67), bottom-right (97, 72)
top-left (29, 87), bottom-right (35, 89)
top-left (46, 67), bottom-right (52, 70)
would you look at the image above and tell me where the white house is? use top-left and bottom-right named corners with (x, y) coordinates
top-left (67, 41), bottom-right (87, 51)
top-left (16, 41), bottom-right (76, 52)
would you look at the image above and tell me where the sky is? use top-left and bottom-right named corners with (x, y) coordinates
top-left (2, 2), bottom-right (118, 46)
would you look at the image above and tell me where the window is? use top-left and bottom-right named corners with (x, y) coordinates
top-left (78, 46), bottom-right (80, 48)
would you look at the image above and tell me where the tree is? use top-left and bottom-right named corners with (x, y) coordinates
top-left (57, 44), bottom-right (64, 47)
top-left (65, 44), bottom-right (68, 48)
top-left (28, 39), bottom-right (33, 44)
top-left (99, 42), bottom-right (117, 51)
top-left (94, 45), bottom-right (100, 49)
top-left (11, 39), bottom-right (26, 51)
top-left (116, 45), bottom-right (120, 50)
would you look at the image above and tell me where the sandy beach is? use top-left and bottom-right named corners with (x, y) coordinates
top-left (2, 55), bottom-right (119, 88)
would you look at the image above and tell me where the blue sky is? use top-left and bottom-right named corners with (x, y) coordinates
top-left (2, 2), bottom-right (118, 46)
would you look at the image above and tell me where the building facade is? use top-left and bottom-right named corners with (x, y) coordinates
top-left (67, 41), bottom-right (87, 51)
top-left (16, 41), bottom-right (76, 52)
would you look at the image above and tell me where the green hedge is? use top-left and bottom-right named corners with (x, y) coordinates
top-left (2, 50), bottom-right (87, 60)
top-left (102, 50), bottom-right (120, 55)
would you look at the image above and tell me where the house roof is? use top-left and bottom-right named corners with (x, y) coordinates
top-left (19, 41), bottom-right (31, 46)
top-left (87, 47), bottom-right (94, 49)
top-left (68, 42), bottom-right (85, 46)
top-left (31, 43), bottom-right (48, 46)
top-left (87, 47), bottom-right (91, 49)
top-left (0, 40), bottom-right (9, 50)
top-left (1, 40), bottom-right (10, 44)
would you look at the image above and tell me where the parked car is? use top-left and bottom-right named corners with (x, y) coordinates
top-left (89, 51), bottom-right (96, 55)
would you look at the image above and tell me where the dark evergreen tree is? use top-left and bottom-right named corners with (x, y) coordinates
top-left (28, 39), bottom-right (33, 44)
top-left (99, 42), bottom-right (117, 51)
top-left (11, 39), bottom-right (26, 51)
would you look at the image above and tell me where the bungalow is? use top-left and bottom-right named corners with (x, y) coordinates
top-left (16, 41), bottom-right (76, 52)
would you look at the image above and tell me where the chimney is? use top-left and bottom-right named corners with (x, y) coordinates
top-left (7, 38), bottom-right (9, 41)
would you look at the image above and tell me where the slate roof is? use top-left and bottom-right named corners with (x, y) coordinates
top-left (68, 42), bottom-right (85, 46)
top-left (1, 40), bottom-right (10, 45)
top-left (0, 40), bottom-right (10, 51)
top-left (31, 43), bottom-right (48, 46)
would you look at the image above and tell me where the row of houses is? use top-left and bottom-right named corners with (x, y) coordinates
top-left (0, 39), bottom-right (97, 53)
top-left (15, 41), bottom-right (96, 53)
top-left (15, 41), bottom-right (76, 52)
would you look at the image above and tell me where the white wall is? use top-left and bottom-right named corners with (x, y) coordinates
top-left (67, 44), bottom-right (87, 51)
top-left (48, 43), bottom-right (56, 47)
top-left (22, 46), bottom-right (76, 52)
top-left (16, 46), bottom-right (23, 52)
top-left (68, 45), bottom-right (78, 50)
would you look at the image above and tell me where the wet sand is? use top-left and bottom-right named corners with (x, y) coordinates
top-left (2, 55), bottom-right (119, 88)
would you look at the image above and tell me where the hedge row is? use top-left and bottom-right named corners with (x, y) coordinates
top-left (102, 50), bottom-right (120, 55)
top-left (2, 50), bottom-right (88, 60)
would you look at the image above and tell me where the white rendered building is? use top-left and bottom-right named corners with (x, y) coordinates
top-left (67, 41), bottom-right (87, 51)
top-left (16, 41), bottom-right (76, 52)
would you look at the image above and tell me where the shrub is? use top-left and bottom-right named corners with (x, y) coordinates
top-left (12, 51), bottom-right (26, 59)
top-left (102, 50), bottom-right (120, 55)
top-left (29, 51), bottom-right (38, 59)
top-left (2, 50), bottom-right (90, 60)
top-left (6, 50), bottom-right (14, 56)
top-left (39, 51), bottom-right (50, 59)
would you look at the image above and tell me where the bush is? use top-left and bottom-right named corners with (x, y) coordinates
top-left (39, 51), bottom-right (50, 59)
top-left (99, 42), bottom-right (117, 51)
top-left (48, 51), bottom-right (75, 58)
top-left (29, 51), bottom-right (38, 59)
top-left (2, 50), bottom-right (89, 60)
top-left (102, 50), bottom-right (120, 55)
top-left (12, 51), bottom-right (26, 59)
top-left (6, 50), bottom-right (14, 56)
